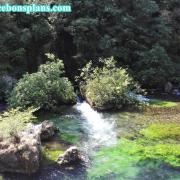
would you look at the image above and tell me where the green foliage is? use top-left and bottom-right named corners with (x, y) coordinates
top-left (143, 144), bottom-right (180, 167)
top-left (140, 123), bottom-right (180, 140)
top-left (0, 108), bottom-right (37, 139)
top-left (89, 122), bottom-right (180, 179)
top-left (8, 54), bottom-right (76, 110)
top-left (59, 132), bottom-right (80, 144)
top-left (88, 139), bottom-right (142, 179)
top-left (89, 140), bottom-right (180, 179)
top-left (136, 44), bottom-right (175, 87)
top-left (149, 99), bottom-right (178, 107)
top-left (79, 57), bottom-right (141, 109)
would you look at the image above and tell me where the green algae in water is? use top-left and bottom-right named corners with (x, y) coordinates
top-left (140, 123), bottom-right (180, 140)
top-left (59, 132), bottom-right (80, 144)
top-left (41, 114), bottom-right (83, 144)
top-left (88, 139), bottom-right (142, 179)
top-left (42, 148), bottom-right (64, 164)
top-left (88, 123), bottom-right (180, 179)
top-left (149, 99), bottom-right (178, 108)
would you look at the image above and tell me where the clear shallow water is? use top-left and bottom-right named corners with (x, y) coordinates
top-left (2, 102), bottom-right (180, 180)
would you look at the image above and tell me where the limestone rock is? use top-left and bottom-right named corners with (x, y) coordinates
top-left (57, 146), bottom-right (82, 166)
top-left (0, 125), bottom-right (41, 174)
top-left (164, 82), bottom-right (173, 93)
top-left (0, 120), bottom-right (56, 174)
top-left (40, 120), bottom-right (56, 141)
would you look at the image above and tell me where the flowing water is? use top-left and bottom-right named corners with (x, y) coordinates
top-left (2, 102), bottom-right (180, 180)
top-left (76, 102), bottom-right (117, 153)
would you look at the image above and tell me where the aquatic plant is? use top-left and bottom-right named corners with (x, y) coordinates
top-left (59, 133), bottom-right (80, 144)
top-left (89, 122), bottom-right (180, 179)
top-left (140, 123), bottom-right (180, 140)
top-left (42, 147), bottom-right (64, 164)
top-left (88, 139), bottom-right (142, 179)
top-left (149, 99), bottom-right (178, 108)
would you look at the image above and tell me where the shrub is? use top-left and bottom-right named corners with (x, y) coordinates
top-left (0, 108), bottom-right (37, 140)
top-left (8, 54), bottom-right (76, 110)
top-left (79, 57), bottom-right (141, 109)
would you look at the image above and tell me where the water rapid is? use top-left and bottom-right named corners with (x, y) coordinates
top-left (76, 101), bottom-right (117, 153)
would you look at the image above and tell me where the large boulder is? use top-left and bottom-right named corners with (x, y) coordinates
top-left (57, 146), bottom-right (82, 166)
top-left (0, 124), bottom-right (41, 174)
top-left (0, 120), bottom-right (56, 174)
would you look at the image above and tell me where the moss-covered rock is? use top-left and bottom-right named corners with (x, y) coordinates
top-left (42, 147), bottom-right (64, 164)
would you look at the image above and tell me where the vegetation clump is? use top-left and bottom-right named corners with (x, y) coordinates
top-left (149, 99), bottom-right (178, 108)
top-left (140, 123), bottom-right (180, 140)
top-left (59, 133), bottom-right (80, 144)
top-left (8, 54), bottom-right (76, 110)
top-left (0, 108), bottom-right (37, 139)
top-left (42, 147), bottom-right (64, 164)
top-left (88, 122), bottom-right (180, 179)
top-left (79, 57), bottom-right (142, 110)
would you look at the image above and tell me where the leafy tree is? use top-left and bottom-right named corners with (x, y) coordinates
top-left (8, 54), bottom-right (76, 110)
top-left (135, 44), bottom-right (175, 88)
top-left (79, 57), bottom-right (141, 110)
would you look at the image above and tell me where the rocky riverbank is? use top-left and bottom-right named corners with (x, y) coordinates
top-left (0, 120), bottom-right (82, 175)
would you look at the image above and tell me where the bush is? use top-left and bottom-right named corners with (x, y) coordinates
top-left (0, 108), bottom-right (37, 140)
top-left (8, 54), bottom-right (76, 110)
top-left (79, 57), bottom-right (141, 109)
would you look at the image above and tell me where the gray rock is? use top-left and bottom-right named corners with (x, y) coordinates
top-left (164, 82), bottom-right (173, 93)
top-left (40, 120), bottom-right (56, 140)
top-left (0, 120), bottom-right (56, 174)
top-left (0, 125), bottom-right (41, 174)
top-left (57, 146), bottom-right (82, 166)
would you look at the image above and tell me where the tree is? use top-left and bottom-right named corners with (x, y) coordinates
top-left (8, 54), bottom-right (76, 110)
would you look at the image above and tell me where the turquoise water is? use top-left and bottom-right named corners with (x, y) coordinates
top-left (2, 102), bottom-right (180, 180)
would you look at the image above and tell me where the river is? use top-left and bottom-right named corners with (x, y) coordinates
top-left (2, 101), bottom-right (180, 180)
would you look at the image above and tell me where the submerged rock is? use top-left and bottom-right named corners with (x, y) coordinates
top-left (57, 146), bottom-right (82, 166)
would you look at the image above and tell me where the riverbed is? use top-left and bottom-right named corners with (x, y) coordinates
top-left (1, 99), bottom-right (180, 180)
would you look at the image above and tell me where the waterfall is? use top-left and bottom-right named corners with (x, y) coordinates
top-left (76, 101), bottom-right (117, 152)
